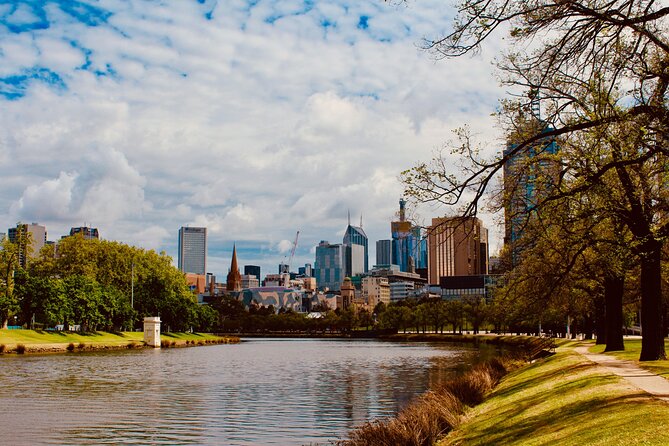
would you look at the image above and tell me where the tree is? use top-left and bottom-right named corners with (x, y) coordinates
top-left (401, 0), bottom-right (669, 360)
top-left (0, 233), bottom-right (24, 327)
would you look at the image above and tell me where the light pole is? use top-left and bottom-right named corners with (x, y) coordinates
top-left (130, 261), bottom-right (135, 332)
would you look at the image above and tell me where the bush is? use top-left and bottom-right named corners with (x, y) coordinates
top-left (15, 344), bottom-right (26, 354)
top-left (0, 344), bottom-right (5, 353)
top-left (67, 343), bottom-right (75, 352)
top-left (78, 343), bottom-right (86, 350)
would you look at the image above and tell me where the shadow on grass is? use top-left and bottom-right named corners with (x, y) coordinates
top-left (461, 393), bottom-right (644, 445)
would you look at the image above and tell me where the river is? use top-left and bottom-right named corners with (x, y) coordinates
top-left (0, 338), bottom-right (486, 445)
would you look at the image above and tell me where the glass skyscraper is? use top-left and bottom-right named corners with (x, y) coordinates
top-left (314, 241), bottom-right (345, 291)
top-left (178, 226), bottom-right (207, 275)
top-left (343, 223), bottom-right (368, 277)
top-left (391, 199), bottom-right (426, 273)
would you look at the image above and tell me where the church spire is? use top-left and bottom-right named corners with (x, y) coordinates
top-left (226, 243), bottom-right (242, 292)
top-left (231, 243), bottom-right (239, 272)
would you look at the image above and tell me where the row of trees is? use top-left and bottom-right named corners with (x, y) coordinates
top-left (0, 233), bottom-right (217, 332)
top-left (210, 294), bottom-right (565, 335)
top-left (400, 0), bottom-right (669, 359)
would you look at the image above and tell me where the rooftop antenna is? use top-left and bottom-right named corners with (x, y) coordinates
top-left (347, 209), bottom-right (351, 226)
top-left (360, 214), bottom-right (363, 228)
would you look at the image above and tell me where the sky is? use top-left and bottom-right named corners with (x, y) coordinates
top-left (0, 0), bottom-right (507, 279)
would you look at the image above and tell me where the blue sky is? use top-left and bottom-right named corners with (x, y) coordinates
top-left (0, 0), bottom-right (505, 278)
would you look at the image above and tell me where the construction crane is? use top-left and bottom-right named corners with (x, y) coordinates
top-left (287, 231), bottom-right (299, 272)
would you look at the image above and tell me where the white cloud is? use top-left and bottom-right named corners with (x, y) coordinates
top-left (0, 0), bottom-right (508, 278)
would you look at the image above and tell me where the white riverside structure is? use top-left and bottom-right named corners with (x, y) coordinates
top-left (143, 317), bottom-right (161, 348)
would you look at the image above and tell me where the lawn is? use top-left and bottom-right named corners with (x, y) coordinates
top-left (440, 344), bottom-right (669, 446)
top-left (0, 329), bottom-right (228, 348)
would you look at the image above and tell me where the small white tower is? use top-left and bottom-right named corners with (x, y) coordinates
top-left (143, 317), bottom-right (161, 348)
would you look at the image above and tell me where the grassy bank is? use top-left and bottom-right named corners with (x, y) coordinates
top-left (0, 329), bottom-right (238, 354)
top-left (440, 344), bottom-right (669, 445)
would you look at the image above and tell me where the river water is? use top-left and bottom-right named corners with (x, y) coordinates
top-left (0, 338), bottom-right (484, 445)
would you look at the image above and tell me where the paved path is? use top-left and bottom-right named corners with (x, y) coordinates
top-left (574, 345), bottom-right (669, 402)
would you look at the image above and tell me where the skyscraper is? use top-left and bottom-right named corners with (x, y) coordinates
top-left (343, 215), bottom-right (368, 277)
top-left (376, 239), bottom-right (392, 266)
top-left (8, 222), bottom-right (47, 267)
top-left (391, 199), bottom-right (426, 272)
top-left (503, 96), bottom-right (559, 264)
top-left (178, 226), bottom-right (207, 275)
top-left (314, 240), bottom-right (345, 291)
top-left (427, 217), bottom-right (489, 284)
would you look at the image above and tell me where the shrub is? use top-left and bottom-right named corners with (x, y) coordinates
top-left (342, 355), bottom-right (522, 445)
top-left (67, 343), bottom-right (75, 352)
top-left (78, 343), bottom-right (86, 350)
top-left (0, 344), bottom-right (5, 353)
top-left (127, 342), bottom-right (137, 349)
top-left (15, 344), bottom-right (26, 354)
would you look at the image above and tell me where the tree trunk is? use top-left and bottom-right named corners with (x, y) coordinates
top-left (604, 273), bottom-right (625, 352)
top-left (639, 245), bottom-right (666, 361)
top-left (594, 294), bottom-right (606, 345)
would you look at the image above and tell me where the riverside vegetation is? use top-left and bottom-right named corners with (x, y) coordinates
top-left (343, 338), bottom-right (669, 446)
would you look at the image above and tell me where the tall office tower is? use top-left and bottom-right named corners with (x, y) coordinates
top-left (427, 217), bottom-right (489, 284)
top-left (226, 244), bottom-right (242, 292)
top-left (244, 265), bottom-right (261, 281)
top-left (8, 222), bottom-right (47, 267)
top-left (503, 95), bottom-right (559, 263)
top-left (376, 239), bottom-right (392, 266)
top-left (69, 226), bottom-right (99, 239)
top-left (343, 215), bottom-right (368, 277)
top-left (279, 263), bottom-right (290, 274)
top-left (391, 199), bottom-right (426, 272)
top-left (314, 240), bottom-right (345, 291)
top-left (178, 227), bottom-right (207, 275)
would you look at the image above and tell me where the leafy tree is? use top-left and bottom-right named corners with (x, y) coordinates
top-left (401, 0), bottom-right (669, 360)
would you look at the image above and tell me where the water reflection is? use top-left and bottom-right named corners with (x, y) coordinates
top-left (0, 339), bottom-right (481, 445)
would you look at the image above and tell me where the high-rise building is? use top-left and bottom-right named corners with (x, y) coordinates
top-left (226, 244), bottom-right (242, 292)
top-left (8, 222), bottom-right (47, 267)
top-left (391, 199), bottom-right (427, 273)
top-left (343, 215), bottom-right (368, 277)
top-left (279, 263), bottom-right (290, 274)
top-left (314, 240), bottom-right (345, 291)
top-left (427, 217), bottom-right (489, 284)
top-left (178, 227), bottom-right (207, 275)
top-left (244, 265), bottom-right (261, 281)
top-left (375, 239), bottom-right (392, 266)
top-left (69, 226), bottom-right (99, 239)
top-left (503, 102), bottom-right (559, 263)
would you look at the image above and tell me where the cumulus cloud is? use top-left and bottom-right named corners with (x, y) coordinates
top-left (0, 0), bottom-right (507, 277)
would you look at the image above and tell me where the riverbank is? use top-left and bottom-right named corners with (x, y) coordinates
top-left (439, 341), bottom-right (669, 445)
top-left (0, 329), bottom-right (239, 354)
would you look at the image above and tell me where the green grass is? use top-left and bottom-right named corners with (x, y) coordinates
top-left (589, 338), bottom-right (669, 379)
top-left (0, 329), bottom-right (229, 348)
top-left (440, 345), bottom-right (669, 446)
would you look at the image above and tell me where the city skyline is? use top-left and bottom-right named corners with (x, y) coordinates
top-left (0, 1), bottom-right (506, 279)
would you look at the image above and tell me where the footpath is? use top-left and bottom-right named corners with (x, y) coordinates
top-left (574, 345), bottom-right (669, 402)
